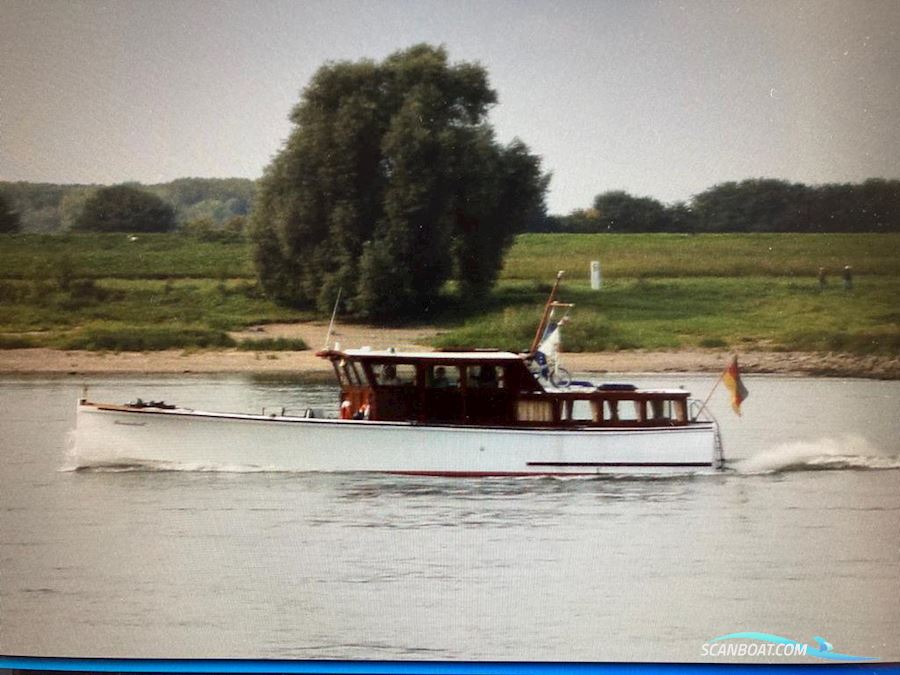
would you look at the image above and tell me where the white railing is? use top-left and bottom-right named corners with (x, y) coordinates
top-left (689, 399), bottom-right (725, 469)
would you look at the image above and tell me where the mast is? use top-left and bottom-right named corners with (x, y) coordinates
top-left (529, 270), bottom-right (564, 356)
top-left (323, 288), bottom-right (342, 350)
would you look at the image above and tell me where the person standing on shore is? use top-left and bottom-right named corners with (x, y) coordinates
top-left (818, 267), bottom-right (827, 290)
top-left (842, 265), bottom-right (853, 290)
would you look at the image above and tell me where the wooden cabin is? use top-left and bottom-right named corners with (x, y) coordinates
top-left (318, 349), bottom-right (694, 428)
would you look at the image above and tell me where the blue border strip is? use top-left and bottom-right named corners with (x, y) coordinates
top-left (0, 660), bottom-right (898, 674)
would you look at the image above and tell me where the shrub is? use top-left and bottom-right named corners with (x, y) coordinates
top-left (59, 323), bottom-right (236, 351)
top-left (236, 337), bottom-right (309, 351)
top-left (0, 334), bottom-right (37, 349)
top-left (74, 185), bottom-right (176, 233)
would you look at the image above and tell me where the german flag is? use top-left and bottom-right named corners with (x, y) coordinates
top-left (722, 356), bottom-right (749, 415)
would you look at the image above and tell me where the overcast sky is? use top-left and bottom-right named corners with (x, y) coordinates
top-left (1, 0), bottom-right (898, 213)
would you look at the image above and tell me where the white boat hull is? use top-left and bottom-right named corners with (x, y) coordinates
top-left (74, 402), bottom-right (720, 475)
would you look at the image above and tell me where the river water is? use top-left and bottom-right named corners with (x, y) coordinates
top-left (1, 374), bottom-right (898, 662)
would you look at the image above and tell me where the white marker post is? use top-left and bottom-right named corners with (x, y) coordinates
top-left (590, 260), bottom-right (602, 290)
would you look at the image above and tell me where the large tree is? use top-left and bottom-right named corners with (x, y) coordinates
top-left (592, 191), bottom-right (670, 232)
top-left (74, 185), bottom-right (176, 232)
top-left (251, 44), bottom-right (547, 318)
top-left (691, 179), bottom-right (808, 232)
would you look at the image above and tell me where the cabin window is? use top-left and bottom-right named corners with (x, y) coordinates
top-left (517, 399), bottom-right (554, 422)
top-left (377, 363), bottom-right (415, 386)
top-left (332, 361), bottom-right (350, 386)
top-left (606, 399), bottom-right (639, 422)
top-left (469, 365), bottom-right (504, 388)
top-left (427, 365), bottom-right (461, 388)
top-left (603, 400), bottom-right (620, 422)
top-left (336, 359), bottom-right (363, 386)
top-left (563, 399), bottom-right (593, 422)
top-left (343, 360), bottom-right (364, 385)
top-left (649, 399), bottom-right (672, 421)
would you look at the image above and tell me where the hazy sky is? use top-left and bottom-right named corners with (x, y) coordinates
top-left (1, 0), bottom-right (898, 213)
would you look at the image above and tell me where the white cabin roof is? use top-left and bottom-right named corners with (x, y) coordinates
top-left (341, 349), bottom-right (524, 361)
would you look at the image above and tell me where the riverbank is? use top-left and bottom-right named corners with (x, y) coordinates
top-left (1, 346), bottom-right (897, 379)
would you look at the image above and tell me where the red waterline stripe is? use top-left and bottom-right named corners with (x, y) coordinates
top-left (527, 461), bottom-right (711, 468)
top-left (385, 471), bottom-right (599, 477)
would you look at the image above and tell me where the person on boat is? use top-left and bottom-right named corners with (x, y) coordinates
top-left (381, 364), bottom-right (402, 386)
top-left (340, 399), bottom-right (353, 419)
top-left (431, 366), bottom-right (451, 387)
top-left (474, 365), bottom-right (498, 387)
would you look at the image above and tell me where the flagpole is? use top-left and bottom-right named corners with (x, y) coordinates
top-left (694, 358), bottom-right (730, 419)
top-left (323, 287), bottom-right (342, 350)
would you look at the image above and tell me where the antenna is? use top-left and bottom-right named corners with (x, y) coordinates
top-left (323, 288), bottom-right (342, 350)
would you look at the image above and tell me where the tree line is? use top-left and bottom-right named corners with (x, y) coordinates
top-left (0, 177), bottom-right (256, 233)
top-left (2, 44), bottom-right (897, 323)
top-left (4, 175), bottom-right (897, 238)
top-left (536, 178), bottom-right (900, 233)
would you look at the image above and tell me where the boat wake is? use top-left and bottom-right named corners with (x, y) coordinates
top-left (67, 461), bottom-right (290, 473)
top-left (736, 435), bottom-right (900, 475)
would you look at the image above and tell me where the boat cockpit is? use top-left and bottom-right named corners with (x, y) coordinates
top-left (318, 349), bottom-right (695, 428)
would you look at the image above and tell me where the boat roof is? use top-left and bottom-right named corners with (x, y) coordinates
top-left (317, 349), bottom-right (693, 398)
top-left (318, 349), bottom-right (526, 363)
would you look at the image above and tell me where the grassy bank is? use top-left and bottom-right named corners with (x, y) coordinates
top-left (502, 232), bottom-right (900, 279)
top-left (0, 233), bottom-right (253, 279)
top-left (3, 232), bottom-right (898, 280)
top-left (0, 232), bottom-right (897, 354)
top-left (0, 277), bottom-right (311, 350)
top-left (433, 277), bottom-right (900, 354)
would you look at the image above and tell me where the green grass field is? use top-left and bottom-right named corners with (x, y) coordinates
top-left (0, 232), bottom-right (897, 354)
top-left (0, 233), bottom-right (253, 279)
top-left (502, 233), bottom-right (900, 279)
top-left (432, 277), bottom-right (900, 354)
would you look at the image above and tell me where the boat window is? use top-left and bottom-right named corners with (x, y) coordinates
top-left (633, 399), bottom-right (646, 422)
top-left (427, 365), bottom-right (460, 388)
top-left (470, 365), bottom-right (504, 389)
top-left (342, 360), bottom-right (363, 385)
top-left (377, 363), bottom-right (415, 386)
top-left (332, 360), bottom-right (350, 386)
top-left (607, 399), bottom-right (639, 422)
top-left (562, 399), bottom-right (593, 421)
top-left (517, 399), bottom-right (554, 422)
top-left (649, 399), bottom-right (671, 421)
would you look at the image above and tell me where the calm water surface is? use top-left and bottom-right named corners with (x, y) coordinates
top-left (1, 374), bottom-right (898, 661)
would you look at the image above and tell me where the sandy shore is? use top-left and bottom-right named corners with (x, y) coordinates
top-left (1, 320), bottom-right (896, 380)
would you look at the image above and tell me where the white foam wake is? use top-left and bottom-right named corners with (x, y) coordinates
top-left (736, 435), bottom-right (900, 474)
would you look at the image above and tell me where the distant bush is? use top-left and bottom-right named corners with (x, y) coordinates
top-left (0, 192), bottom-right (21, 233)
top-left (0, 280), bottom-right (27, 302)
top-left (785, 329), bottom-right (900, 355)
top-left (74, 185), bottom-right (176, 233)
top-left (0, 334), bottom-right (37, 349)
top-left (236, 337), bottom-right (309, 351)
top-left (181, 215), bottom-right (246, 242)
top-left (59, 323), bottom-right (236, 351)
top-left (55, 278), bottom-right (116, 310)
